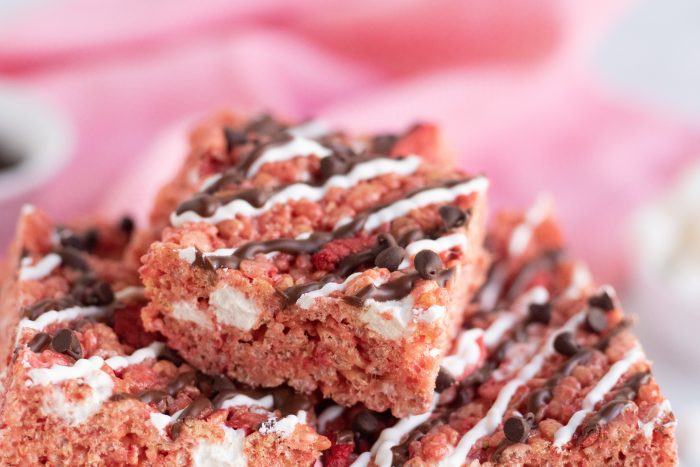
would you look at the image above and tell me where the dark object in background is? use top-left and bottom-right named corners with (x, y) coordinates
top-left (0, 139), bottom-right (22, 172)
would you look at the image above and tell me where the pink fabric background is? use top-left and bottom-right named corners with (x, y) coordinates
top-left (1, 0), bottom-right (699, 286)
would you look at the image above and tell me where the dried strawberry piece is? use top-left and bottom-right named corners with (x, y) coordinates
top-left (112, 304), bottom-right (159, 348)
top-left (312, 236), bottom-right (376, 272)
top-left (324, 442), bottom-right (355, 467)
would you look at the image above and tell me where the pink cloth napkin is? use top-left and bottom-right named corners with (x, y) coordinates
top-left (1, 0), bottom-right (698, 286)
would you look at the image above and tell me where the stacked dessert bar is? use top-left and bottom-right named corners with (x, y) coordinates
top-left (0, 113), bottom-right (677, 466)
top-left (141, 114), bottom-right (489, 417)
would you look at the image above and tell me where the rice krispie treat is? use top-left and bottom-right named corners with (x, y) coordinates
top-left (140, 114), bottom-right (490, 416)
top-left (0, 208), bottom-right (329, 466)
top-left (315, 203), bottom-right (677, 466)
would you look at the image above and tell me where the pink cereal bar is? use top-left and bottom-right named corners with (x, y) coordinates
top-left (140, 114), bottom-right (490, 417)
top-left (318, 203), bottom-right (677, 466)
top-left (0, 207), bottom-right (329, 466)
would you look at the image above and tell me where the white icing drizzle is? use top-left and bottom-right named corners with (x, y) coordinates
top-left (482, 314), bottom-right (518, 349)
top-left (27, 356), bottom-right (107, 386)
top-left (247, 136), bottom-right (332, 178)
top-left (351, 395), bottom-right (439, 467)
top-left (441, 329), bottom-right (483, 378)
top-left (259, 411), bottom-right (307, 438)
top-left (27, 356), bottom-right (114, 425)
top-left (317, 405), bottom-right (345, 433)
top-left (638, 399), bottom-right (673, 438)
top-left (114, 286), bottom-right (146, 302)
top-left (25, 343), bottom-right (169, 425)
top-left (439, 310), bottom-right (586, 465)
top-left (288, 119), bottom-right (329, 139)
top-left (193, 424), bottom-right (248, 467)
top-left (552, 345), bottom-right (645, 447)
top-left (150, 412), bottom-right (173, 435)
top-left (296, 273), bottom-right (363, 309)
top-left (339, 177), bottom-right (489, 233)
top-left (352, 284), bottom-right (553, 466)
top-left (398, 232), bottom-right (468, 269)
top-left (18, 253), bottom-right (62, 281)
top-left (508, 196), bottom-right (553, 257)
top-left (171, 156), bottom-right (422, 226)
top-left (219, 394), bottom-right (274, 410)
top-left (17, 305), bottom-right (109, 339)
top-left (561, 262), bottom-right (593, 299)
top-left (104, 342), bottom-right (165, 370)
top-left (479, 264), bottom-right (507, 311)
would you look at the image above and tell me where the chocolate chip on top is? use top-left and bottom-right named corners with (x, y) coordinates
top-left (319, 153), bottom-right (350, 179)
top-left (435, 367), bottom-right (456, 392)
top-left (503, 415), bottom-right (531, 443)
top-left (527, 302), bottom-right (552, 325)
top-left (55, 247), bottom-right (90, 271)
top-left (553, 331), bottom-right (580, 357)
top-left (223, 126), bottom-right (248, 152)
top-left (375, 246), bottom-right (405, 272)
top-left (414, 250), bottom-right (444, 280)
top-left (439, 205), bottom-right (469, 229)
top-left (51, 328), bottom-right (83, 360)
top-left (588, 289), bottom-right (615, 312)
top-left (585, 308), bottom-right (608, 334)
top-left (28, 332), bottom-right (51, 353)
top-left (119, 216), bottom-right (135, 236)
top-left (72, 277), bottom-right (115, 307)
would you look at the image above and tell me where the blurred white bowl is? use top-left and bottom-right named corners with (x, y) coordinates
top-left (0, 83), bottom-right (74, 248)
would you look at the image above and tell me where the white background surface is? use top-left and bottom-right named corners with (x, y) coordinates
top-left (594, 1), bottom-right (700, 465)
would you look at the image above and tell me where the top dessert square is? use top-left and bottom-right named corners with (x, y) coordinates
top-left (140, 113), bottom-right (490, 416)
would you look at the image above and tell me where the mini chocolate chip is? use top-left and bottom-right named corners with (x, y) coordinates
top-left (120, 216), bottom-right (135, 235)
top-left (28, 332), bottom-right (51, 353)
top-left (414, 250), bottom-right (443, 280)
top-left (83, 229), bottom-right (99, 252)
top-left (553, 331), bottom-right (579, 357)
top-left (319, 154), bottom-right (350, 179)
top-left (375, 246), bottom-right (405, 272)
top-left (74, 280), bottom-right (114, 306)
top-left (585, 308), bottom-right (608, 334)
top-left (224, 127), bottom-right (248, 151)
top-left (588, 290), bottom-right (615, 312)
top-left (527, 303), bottom-right (551, 325)
top-left (56, 247), bottom-right (89, 271)
top-left (371, 134), bottom-right (398, 154)
top-left (503, 415), bottom-right (530, 443)
top-left (92, 281), bottom-right (115, 305)
top-left (439, 205), bottom-right (468, 229)
top-left (23, 297), bottom-right (76, 320)
top-left (352, 411), bottom-right (381, 437)
top-left (52, 328), bottom-right (83, 360)
top-left (435, 367), bottom-right (456, 392)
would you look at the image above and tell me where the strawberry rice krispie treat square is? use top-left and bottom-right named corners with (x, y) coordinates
top-left (140, 114), bottom-right (490, 417)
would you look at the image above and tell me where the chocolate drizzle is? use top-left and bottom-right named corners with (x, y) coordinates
top-left (578, 371), bottom-right (650, 442)
top-left (190, 177), bottom-right (473, 275)
top-left (347, 268), bottom-right (454, 305)
top-left (176, 152), bottom-right (401, 218)
top-left (170, 395), bottom-right (214, 439)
